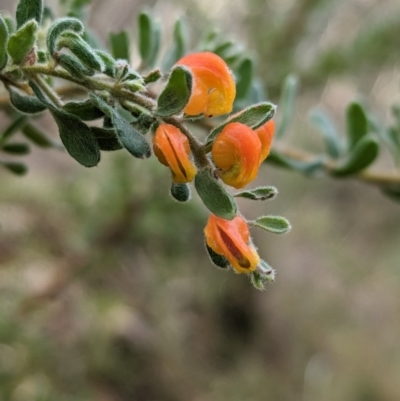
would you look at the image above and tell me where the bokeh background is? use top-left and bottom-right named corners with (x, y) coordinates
top-left (1, 0), bottom-right (400, 400)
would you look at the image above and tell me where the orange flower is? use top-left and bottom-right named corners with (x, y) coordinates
top-left (175, 52), bottom-right (236, 117)
top-left (204, 214), bottom-right (260, 274)
top-left (212, 122), bottom-right (262, 189)
top-left (255, 119), bottom-right (275, 163)
top-left (153, 123), bottom-right (197, 183)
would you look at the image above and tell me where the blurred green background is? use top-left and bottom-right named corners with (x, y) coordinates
top-left (1, 0), bottom-right (400, 400)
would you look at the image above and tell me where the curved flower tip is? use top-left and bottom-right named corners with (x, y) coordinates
top-left (212, 122), bottom-right (261, 189)
top-left (153, 123), bottom-right (197, 183)
top-left (255, 119), bottom-right (275, 163)
top-left (204, 214), bottom-right (260, 274)
top-left (175, 52), bottom-right (236, 117)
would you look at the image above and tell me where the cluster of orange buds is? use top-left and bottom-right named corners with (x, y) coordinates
top-left (152, 51), bottom-right (286, 288)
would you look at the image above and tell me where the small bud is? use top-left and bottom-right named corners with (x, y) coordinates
top-left (204, 214), bottom-right (260, 274)
top-left (175, 52), bottom-right (236, 117)
top-left (153, 123), bottom-right (197, 183)
top-left (170, 183), bottom-right (191, 202)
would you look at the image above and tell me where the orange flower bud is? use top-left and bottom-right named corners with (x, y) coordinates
top-left (212, 122), bottom-right (262, 189)
top-left (175, 52), bottom-right (236, 117)
top-left (153, 123), bottom-right (197, 183)
top-left (255, 119), bottom-right (275, 163)
top-left (204, 214), bottom-right (260, 274)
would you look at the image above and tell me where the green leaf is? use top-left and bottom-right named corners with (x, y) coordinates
top-left (346, 102), bottom-right (368, 150)
top-left (0, 160), bottom-right (28, 175)
top-left (205, 102), bottom-right (276, 149)
top-left (16, 0), bottom-right (43, 28)
top-left (235, 58), bottom-right (253, 100)
top-left (63, 99), bottom-right (104, 121)
top-left (0, 16), bottom-right (9, 70)
top-left (309, 108), bottom-right (342, 159)
top-left (22, 124), bottom-right (57, 148)
top-left (276, 74), bottom-right (298, 139)
top-left (95, 50), bottom-right (116, 77)
top-left (156, 66), bottom-right (192, 117)
top-left (8, 87), bottom-right (47, 114)
top-left (170, 183), bottom-right (191, 202)
top-left (138, 12), bottom-right (154, 65)
top-left (205, 244), bottom-right (230, 269)
top-left (90, 127), bottom-right (123, 151)
top-left (251, 215), bottom-right (291, 234)
top-left (90, 94), bottom-right (151, 158)
top-left (162, 18), bottom-right (187, 71)
top-left (0, 115), bottom-right (27, 145)
top-left (194, 168), bottom-right (237, 220)
top-left (50, 108), bottom-right (101, 167)
top-left (1, 142), bottom-right (30, 155)
top-left (109, 31), bottom-right (130, 61)
top-left (58, 53), bottom-right (94, 77)
top-left (46, 17), bottom-right (84, 57)
top-left (332, 135), bottom-right (379, 177)
top-left (235, 186), bottom-right (278, 201)
top-left (266, 150), bottom-right (326, 174)
top-left (7, 20), bottom-right (38, 64)
top-left (57, 31), bottom-right (104, 71)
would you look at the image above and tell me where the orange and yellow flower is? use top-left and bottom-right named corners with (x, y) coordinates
top-left (175, 52), bottom-right (236, 117)
top-left (212, 122), bottom-right (262, 189)
top-left (204, 214), bottom-right (260, 274)
top-left (153, 123), bottom-right (197, 183)
top-left (255, 119), bottom-right (275, 163)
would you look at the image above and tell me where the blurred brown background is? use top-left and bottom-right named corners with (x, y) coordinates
top-left (1, 0), bottom-right (400, 400)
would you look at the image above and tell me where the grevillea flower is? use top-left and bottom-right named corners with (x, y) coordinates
top-left (153, 123), bottom-right (197, 183)
top-left (175, 52), bottom-right (236, 117)
top-left (212, 122), bottom-right (262, 189)
top-left (204, 214), bottom-right (260, 274)
top-left (255, 119), bottom-right (275, 163)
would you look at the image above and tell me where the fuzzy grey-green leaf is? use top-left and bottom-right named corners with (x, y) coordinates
top-left (0, 160), bottom-right (28, 175)
top-left (7, 20), bottom-right (38, 64)
top-left (8, 87), bottom-right (47, 114)
top-left (46, 17), bottom-right (84, 57)
top-left (90, 127), bottom-right (123, 151)
top-left (235, 58), bottom-right (253, 100)
top-left (90, 95), bottom-right (151, 158)
top-left (156, 66), bottom-right (192, 117)
top-left (63, 99), bottom-right (104, 121)
top-left (235, 186), bottom-right (278, 201)
top-left (16, 0), bottom-right (43, 28)
top-left (0, 16), bottom-right (9, 70)
top-left (252, 215), bottom-right (291, 234)
top-left (194, 169), bottom-right (237, 220)
top-left (205, 102), bottom-right (276, 149)
top-left (50, 109), bottom-right (100, 167)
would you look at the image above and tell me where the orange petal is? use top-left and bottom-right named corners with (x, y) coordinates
top-left (255, 119), bottom-right (275, 163)
top-left (204, 214), bottom-right (259, 274)
top-left (176, 52), bottom-right (236, 117)
top-left (153, 124), bottom-right (197, 183)
top-left (212, 122), bottom-right (262, 189)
